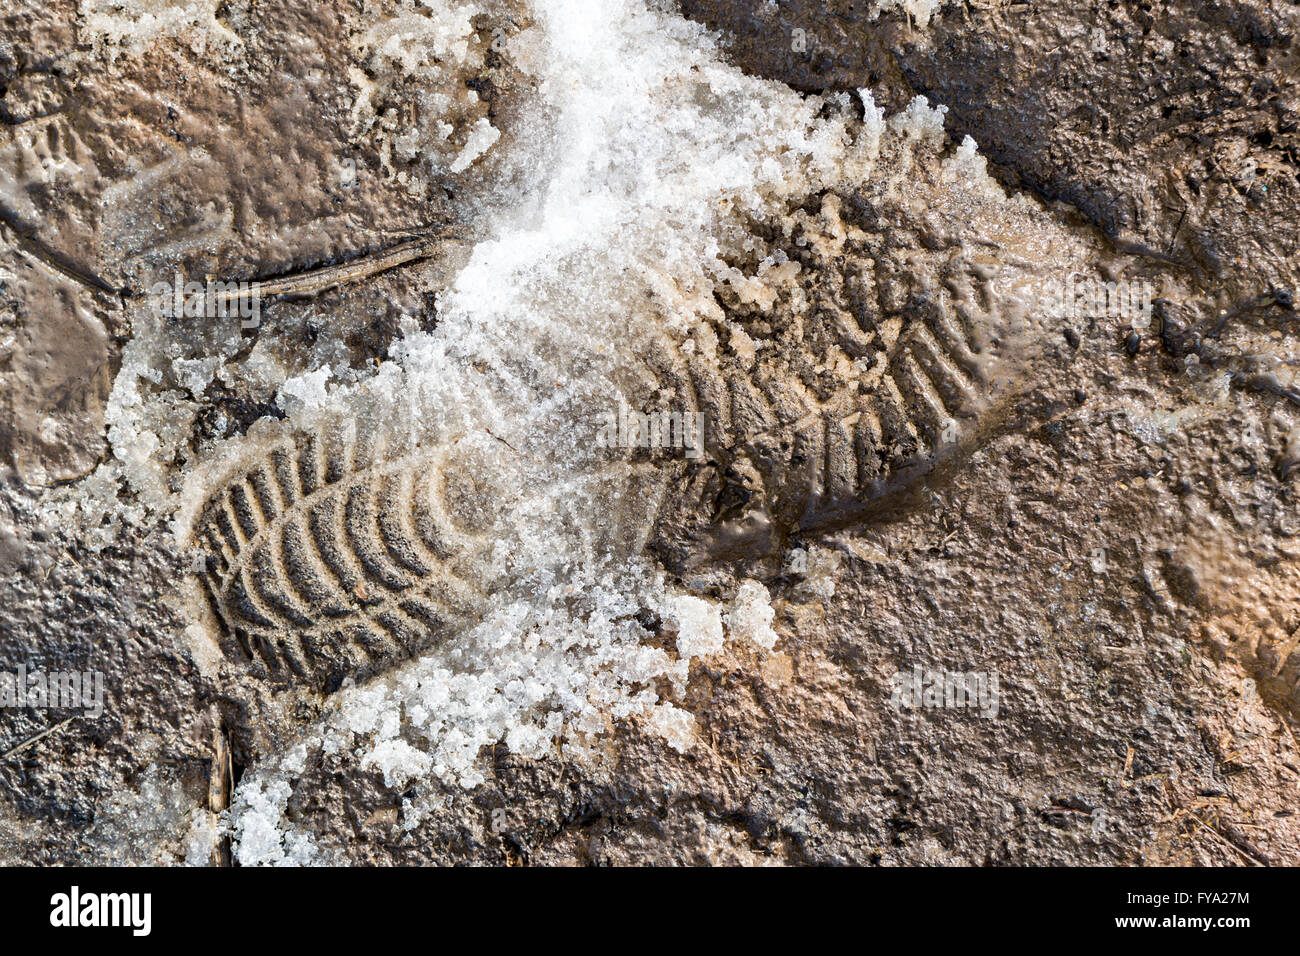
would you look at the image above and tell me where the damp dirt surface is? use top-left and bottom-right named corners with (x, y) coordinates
top-left (1, 0), bottom-right (1298, 865)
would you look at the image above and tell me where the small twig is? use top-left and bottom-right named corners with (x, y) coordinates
top-left (484, 428), bottom-right (517, 453)
top-left (1166, 207), bottom-right (1187, 256)
top-left (0, 213), bottom-right (125, 302)
top-left (1190, 814), bottom-right (1266, 867)
top-left (208, 712), bottom-right (233, 867)
top-left (0, 715), bottom-right (77, 762)
top-left (202, 230), bottom-right (456, 306)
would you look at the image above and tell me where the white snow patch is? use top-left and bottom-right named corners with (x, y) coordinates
top-left (726, 580), bottom-right (779, 650)
top-left (78, 0), bottom-right (242, 61)
top-left (450, 117), bottom-right (501, 173)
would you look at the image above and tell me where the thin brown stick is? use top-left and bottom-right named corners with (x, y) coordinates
top-left (0, 715), bottom-right (77, 762)
top-left (1190, 814), bottom-right (1267, 867)
top-left (204, 231), bottom-right (455, 305)
top-left (208, 714), bottom-right (233, 867)
top-left (0, 214), bottom-right (124, 300)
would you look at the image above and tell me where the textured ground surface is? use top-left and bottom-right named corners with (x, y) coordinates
top-left (1, 0), bottom-right (1298, 865)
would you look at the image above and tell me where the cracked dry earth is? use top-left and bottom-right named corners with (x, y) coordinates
top-left (1, 0), bottom-right (1298, 866)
